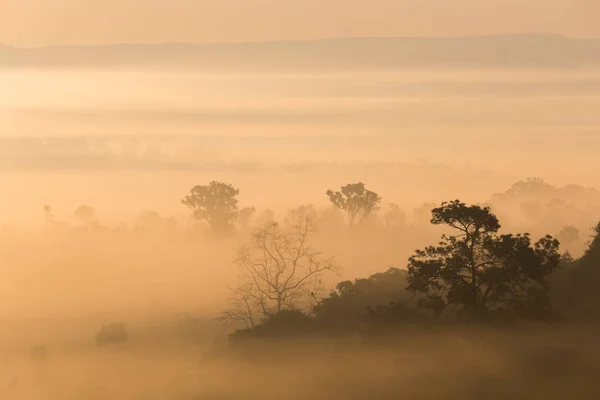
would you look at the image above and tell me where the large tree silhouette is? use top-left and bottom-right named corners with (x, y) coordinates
top-left (182, 181), bottom-right (239, 234)
top-left (407, 200), bottom-right (560, 319)
top-left (326, 182), bottom-right (381, 227)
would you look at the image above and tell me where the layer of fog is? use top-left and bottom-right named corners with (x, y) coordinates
top-left (1, 66), bottom-right (600, 224)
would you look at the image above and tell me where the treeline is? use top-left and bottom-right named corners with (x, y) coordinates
top-left (33, 178), bottom-right (600, 342)
top-left (38, 178), bottom-right (598, 251)
top-left (172, 179), bottom-right (599, 340)
top-left (227, 202), bottom-right (600, 342)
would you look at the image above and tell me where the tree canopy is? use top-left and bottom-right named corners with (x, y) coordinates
top-left (181, 181), bottom-right (240, 234)
top-left (326, 182), bottom-right (382, 227)
top-left (313, 267), bottom-right (415, 329)
top-left (407, 200), bottom-right (561, 320)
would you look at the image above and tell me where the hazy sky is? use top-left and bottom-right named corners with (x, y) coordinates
top-left (2, 0), bottom-right (599, 47)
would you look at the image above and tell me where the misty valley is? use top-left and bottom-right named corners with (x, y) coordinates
top-left (1, 177), bottom-right (600, 399)
top-left (2, 36), bottom-right (600, 399)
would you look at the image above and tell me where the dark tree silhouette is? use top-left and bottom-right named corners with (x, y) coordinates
top-left (555, 222), bottom-right (600, 320)
top-left (326, 182), bottom-right (382, 227)
top-left (313, 267), bottom-right (415, 328)
top-left (407, 200), bottom-right (560, 319)
top-left (221, 220), bottom-right (338, 327)
top-left (181, 181), bottom-right (239, 234)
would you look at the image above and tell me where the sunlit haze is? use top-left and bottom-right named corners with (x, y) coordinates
top-left (1, 2), bottom-right (600, 399)
top-left (1, 0), bottom-right (599, 46)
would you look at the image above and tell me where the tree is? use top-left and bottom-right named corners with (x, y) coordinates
top-left (555, 222), bottom-right (600, 321)
top-left (557, 225), bottom-right (580, 252)
top-left (222, 220), bottom-right (338, 328)
top-left (256, 209), bottom-right (276, 225)
top-left (44, 205), bottom-right (54, 224)
top-left (285, 204), bottom-right (318, 228)
top-left (96, 322), bottom-right (128, 348)
top-left (238, 207), bottom-right (257, 229)
top-left (407, 200), bottom-right (560, 320)
top-left (229, 310), bottom-right (314, 341)
top-left (413, 202), bottom-right (438, 226)
top-left (384, 203), bottom-right (407, 229)
top-left (181, 181), bottom-right (239, 234)
top-left (74, 205), bottom-right (96, 224)
top-left (313, 267), bottom-right (415, 329)
top-left (134, 210), bottom-right (163, 231)
top-left (326, 182), bottom-right (382, 227)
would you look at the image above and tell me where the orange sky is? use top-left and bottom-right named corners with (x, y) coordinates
top-left (1, 0), bottom-right (599, 47)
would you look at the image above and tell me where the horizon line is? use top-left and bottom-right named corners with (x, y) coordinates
top-left (3, 32), bottom-right (598, 50)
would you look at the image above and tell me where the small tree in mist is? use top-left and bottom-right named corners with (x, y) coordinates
top-left (181, 181), bottom-right (239, 234)
top-left (238, 207), bottom-right (257, 229)
top-left (285, 204), bottom-right (318, 228)
top-left (326, 182), bottom-right (382, 228)
top-left (407, 200), bottom-right (560, 320)
top-left (44, 205), bottom-right (54, 224)
top-left (96, 322), bottom-right (128, 349)
top-left (256, 209), bottom-right (276, 225)
top-left (74, 205), bottom-right (96, 225)
top-left (413, 202), bottom-right (438, 226)
top-left (384, 203), bottom-right (407, 229)
top-left (557, 225), bottom-right (580, 253)
top-left (221, 219), bottom-right (339, 328)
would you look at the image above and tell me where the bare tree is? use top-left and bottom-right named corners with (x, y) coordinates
top-left (219, 282), bottom-right (259, 328)
top-left (221, 219), bottom-right (338, 327)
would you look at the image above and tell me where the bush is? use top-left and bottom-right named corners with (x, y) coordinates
top-left (313, 267), bottom-right (416, 329)
top-left (230, 310), bottom-right (314, 341)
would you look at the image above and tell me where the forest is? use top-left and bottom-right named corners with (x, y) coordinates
top-left (0, 178), bottom-right (600, 399)
top-left (2, 177), bottom-right (599, 399)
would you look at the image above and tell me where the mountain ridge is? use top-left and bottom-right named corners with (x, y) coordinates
top-left (1, 34), bottom-right (599, 68)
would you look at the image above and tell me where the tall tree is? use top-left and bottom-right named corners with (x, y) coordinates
top-left (181, 181), bottom-right (239, 234)
top-left (326, 182), bottom-right (382, 227)
top-left (407, 200), bottom-right (560, 319)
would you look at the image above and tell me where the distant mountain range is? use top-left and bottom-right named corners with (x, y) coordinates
top-left (1, 35), bottom-right (600, 69)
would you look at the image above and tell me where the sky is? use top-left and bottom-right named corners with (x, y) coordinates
top-left (1, 0), bottom-right (599, 47)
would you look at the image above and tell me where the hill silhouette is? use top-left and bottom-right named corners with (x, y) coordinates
top-left (2, 34), bottom-right (600, 69)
